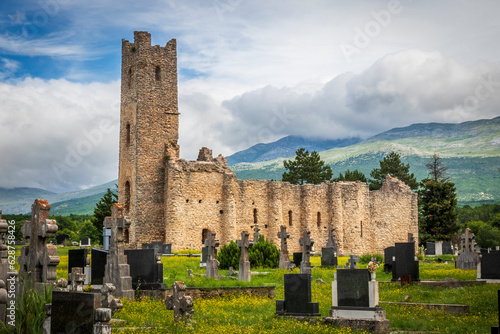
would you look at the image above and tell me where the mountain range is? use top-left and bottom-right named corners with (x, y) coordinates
top-left (1, 116), bottom-right (499, 215)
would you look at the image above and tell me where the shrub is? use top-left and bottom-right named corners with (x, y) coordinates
top-left (217, 240), bottom-right (240, 270)
top-left (249, 235), bottom-right (279, 268)
top-left (359, 253), bottom-right (383, 264)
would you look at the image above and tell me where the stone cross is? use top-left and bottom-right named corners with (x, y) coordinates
top-left (165, 281), bottom-right (194, 322)
top-left (205, 230), bottom-right (220, 279)
top-left (408, 233), bottom-right (415, 243)
top-left (325, 227), bottom-right (337, 249)
top-left (277, 225), bottom-right (290, 270)
top-left (237, 231), bottom-right (251, 281)
top-left (69, 267), bottom-right (85, 292)
top-left (457, 228), bottom-right (479, 270)
top-left (100, 283), bottom-right (123, 314)
top-left (252, 223), bottom-right (261, 243)
top-left (299, 229), bottom-right (314, 274)
top-left (348, 255), bottom-right (359, 269)
top-left (103, 203), bottom-right (134, 299)
top-left (18, 199), bottom-right (60, 288)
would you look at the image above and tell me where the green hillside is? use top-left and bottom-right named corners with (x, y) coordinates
top-left (50, 192), bottom-right (107, 216)
top-left (232, 117), bottom-right (500, 205)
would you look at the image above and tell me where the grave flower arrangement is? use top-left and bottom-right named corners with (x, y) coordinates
top-left (367, 261), bottom-right (379, 273)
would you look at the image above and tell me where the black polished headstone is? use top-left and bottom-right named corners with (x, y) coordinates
top-left (91, 248), bottom-right (108, 285)
top-left (481, 251), bottom-right (500, 279)
top-left (384, 246), bottom-right (395, 272)
top-left (55, 234), bottom-right (70, 245)
top-left (321, 247), bottom-right (338, 267)
top-left (68, 249), bottom-right (87, 283)
top-left (392, 242), bottom-right (419, 282)
top-left (292, 252), bottom-right (302, 267)
top-left (143, 242), bottom-right (172, 255)
top-left (124, 248), bottom-right (164, 289)
top-left (276, 273), bottom-right (320, 316)
top-left (80, 237), bottom-right (91, 246)
top-left (426, 242), bottom-right (436, 255)
top-left (337, 269), bottom-right (370, 307)
top-left (442, 241), bottom-right (453, 255)
top-left (51, 291), bottom-right (99, 333)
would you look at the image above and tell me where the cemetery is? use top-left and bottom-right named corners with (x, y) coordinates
top-left (0, 202), bottom-right (499, 333)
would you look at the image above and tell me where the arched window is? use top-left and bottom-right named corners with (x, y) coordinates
top-left (126, 123), bottom-right (131, 146)
top-left (317, 212), bottom-right (321, 228)
top-left (253, 208), bottom-right (258, 225)
top-left (155, 66), bottom-right (161, 81)
top-left (124, 181), bottom-right (131, 212)
top-left (288, 211), bottom-right (293, 226)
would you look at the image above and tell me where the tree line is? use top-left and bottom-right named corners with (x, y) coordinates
top-left (282, 149), bottom-right (499, 248)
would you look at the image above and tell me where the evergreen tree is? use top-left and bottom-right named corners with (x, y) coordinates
top-left (333, 169), bottom-right (367, 183)
top-left (282, 148), bottom-right (333, 185)
top-left (419, 156), bottom-right (459, 244)
top-left (369, 152), bottom-right (418, 190)
top-left (90, 188), bottom-right (118, 244)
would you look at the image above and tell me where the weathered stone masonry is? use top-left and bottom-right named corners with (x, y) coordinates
top-left (118, 31), bottom-right (418, 254)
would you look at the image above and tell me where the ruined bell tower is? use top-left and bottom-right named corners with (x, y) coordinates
top-left (118, 31), bottom-right (179, 247)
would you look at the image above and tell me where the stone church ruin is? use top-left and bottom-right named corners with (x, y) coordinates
top-left (118, 31), bottom-right (418, 254)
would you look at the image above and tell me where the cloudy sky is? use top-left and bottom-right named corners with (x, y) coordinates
top-left (1, 0), bottom-right (499, 192)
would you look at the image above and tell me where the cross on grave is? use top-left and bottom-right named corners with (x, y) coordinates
top-left (68, 267), bottom-right (85, 292)
top-left (299, 229), bottom-right (314, 274)
top-left (205, 230), bottom-right (220, 279)
top-left (165, 281), bottom-right (194, 322)
top-left (100, 283), bottom-right (123, 314)
top-left (461, 228), bottom-right (475, 252)
top-left (348, 255), bottom-right (359, 269)
top-left (277, 225), bottom-right (291, 270)
top-left (237, 231), bottom-right (251, 281)
top-left (103, 203), bottom-right (134, 299)
top-left (252, 223), bottom-right (261, 243)
top-left (18, 199), bottom-right (60, 288)
top-left (326, 227), bottom-right (337, 248)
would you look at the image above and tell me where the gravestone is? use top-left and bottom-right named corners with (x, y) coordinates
top-left (442, 241), bottom-right (453, 255)
top-left (68, 249), bottom-right (88, 283)
top-left (18, 199), bottom-right (60, 289)
top-left (200, 246), bottom-right (209, 267)
top-left (384, 247), bottom-right (395, 272)
top-left (426, 242), bottom-right (436, 256)
top-left (103, 203), bottom-right (134, 299)
top-left (142, 242), bottom-right (172, 255)
top-left (51, 291), bottom-right (100, 333)
top-left (347, 255), bottom-right (359, 269)
top-left (69, 267), bottom-right (86, 292)
top-left (277, 225), bottom-right (291, 269)
top-left (330, 268), bottom-right (389, 330)
top-left (321, 227), bottom-right (338, 267)
top-left (100, 283), bottom-right (123, 314)
top-left (276, 274), bottom-right (320, 316)
top-left (292, 252), bottom-right (302, 268)
top-left (456, 228), bottom-right (479, 270)
top-left (165, 281), bottom-right (194, 321)
top-left (392, 242), bottom-right (419, 282)
top-left (299, 229), bottom-right (314, 274)
top-left (205, 230), bottom-right (220, 279)
top-left (124, 248), bottom-right (165, 289)
top-left (479, 250), bottom-right (500, 279)
top-left (55, 234), bottom-right (70, 245)
top-left (252, 223), bottom-right (261, 243)
top-left (91, 248), bottom-right (108, 285)
top-left (79, 238), bottom-right (91, 247)
top-left (237, 231), bottom-right (251, 281)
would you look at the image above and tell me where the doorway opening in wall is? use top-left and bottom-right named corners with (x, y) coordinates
top-left (202, 228), bottom-right (209, 245)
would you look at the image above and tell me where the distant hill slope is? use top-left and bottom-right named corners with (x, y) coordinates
top-left (232, 116), bottom-right (500, 205)
top-left (227, 135), bottom-right (362, 165)
top-left (0, 180), bottom-right (117, 214)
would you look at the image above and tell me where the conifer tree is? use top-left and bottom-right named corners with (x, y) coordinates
top-left (369, 152), bottom-right (418, 190)
top-left (333, 169), bottom-right (367, 183)
top-left (282, 148), bottom-right (333, 185)
top-left (90, 188), bottom-right (118, 243)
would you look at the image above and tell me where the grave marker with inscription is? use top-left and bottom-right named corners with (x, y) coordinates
top-left (237, 231), bottom-right (251, 281)
top-left (299, 229), bottom-right (314, 275)
top-left (277, 226), bottom-right (291, 270)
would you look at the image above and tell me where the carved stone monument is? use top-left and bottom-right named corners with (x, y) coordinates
top-left (277, 225), bottom-right (291, 270)
top-left (18, 199), bottom-right (60, 290)
top-left (100, 283), bottom-right (123, 314)
top-left (165, 281), bottom-right (194, 321)
top-left (68, 267), bottom-right (85, 292)
top-left (456, 228), bottom-right (479, 270)
top-left (237, 231), bottom-right (251, 281)
top-left (321, 227), bottom-right (338, 267)
top-left (252, 223), bottom-right (261, 243)
top-left (205, 230), bottom-right (220, 279)
top-left (103, 203), bottom-right (134, 299)
top-left (299, 229), bottom-right (314, 275)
